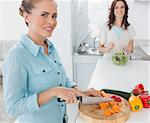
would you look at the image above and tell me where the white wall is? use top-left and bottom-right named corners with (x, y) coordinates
top-left (128, 1), bottom-right (149, 39)
top-left (0, 1), bottom-right (28, 40)
top-left (51, 0), bottom-right (73, 79)
top-left (0, 0), bottom-right (73, 80)
top-left (148, 2), bottom-right (150, 40)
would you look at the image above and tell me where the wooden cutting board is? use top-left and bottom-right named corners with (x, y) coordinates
top-left (78, 95), bottom-right (130, 123)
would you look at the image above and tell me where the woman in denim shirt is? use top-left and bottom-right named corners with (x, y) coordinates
top-left (2, 0), bottom-right (100, 123)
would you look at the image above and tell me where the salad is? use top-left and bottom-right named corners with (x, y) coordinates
top-left (112, 51), bottom-right (128, 65)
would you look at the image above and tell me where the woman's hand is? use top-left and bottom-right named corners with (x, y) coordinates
top-left (82, 88), bottom-right (102, 97)
top-left (53, 87), bottom-right (85, 104)
top-left (124, 40), bottom-right (133, 54)
top-left (99, 41), bottom-right (115, 53)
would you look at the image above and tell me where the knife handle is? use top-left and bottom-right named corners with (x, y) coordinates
top-left (57, 96), bottom-right (82, 102)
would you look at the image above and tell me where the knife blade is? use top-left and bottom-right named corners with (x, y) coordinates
top-left (81, 96), bottom-right (114, 104)
top-left (57, 96), bottom-right (114, 104)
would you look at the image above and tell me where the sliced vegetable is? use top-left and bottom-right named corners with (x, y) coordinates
top-left (133, 83), bottom-right (145, 96)
top-left (139, 94), bottom-right (150, 108)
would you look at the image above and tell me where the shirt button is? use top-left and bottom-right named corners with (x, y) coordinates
top-left (57, 72), bottom-right (60, 75)
top-left (61, 104), bottom-right (64, 107)
top-left (43, 70), bottom-right (45, 73)
top-left (60, 84), bottom-right (62, 86)
top-left (49, 52), bottom-right (51, 54)
top-left (54, 60), bottom-right (57, 63)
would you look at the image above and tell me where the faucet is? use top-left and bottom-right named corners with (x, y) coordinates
top-left (92, 37), bottom-right (97, 51)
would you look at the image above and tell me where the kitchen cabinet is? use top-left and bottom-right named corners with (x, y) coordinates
top-left (73, 55), bottom-right (102, 90)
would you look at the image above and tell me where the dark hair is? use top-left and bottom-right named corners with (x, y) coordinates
top-left (107, 0), bottom-right (130, 30)
top-left (19, 0), bottom-right (39, 26)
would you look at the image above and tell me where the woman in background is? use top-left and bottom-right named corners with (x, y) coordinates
top-left (2, 0), bottom-right (100, 123)
top-left (98, 0), bottom-right (136, 59)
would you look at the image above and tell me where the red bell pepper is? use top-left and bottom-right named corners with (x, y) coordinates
top-left (139, 94), bottom-right (150, 108)
top-left (133, 84), bottom-right (145, 95)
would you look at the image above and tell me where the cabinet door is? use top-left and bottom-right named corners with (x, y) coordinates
top-left (75, 63), bottom-right (97, 90)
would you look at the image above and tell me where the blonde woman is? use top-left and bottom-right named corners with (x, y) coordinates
top-left (2, 0), bottom-right (100, 123)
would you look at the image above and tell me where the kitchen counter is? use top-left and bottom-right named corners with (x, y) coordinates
top-left (68, 59), bottom-right (150, 123)
top-left (89, 59), bottom-right (150, 91)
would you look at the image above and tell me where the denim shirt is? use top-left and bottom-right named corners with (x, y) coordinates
top-left (2, 35), bottom-right (76, 123)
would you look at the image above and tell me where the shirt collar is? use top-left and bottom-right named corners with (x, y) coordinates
top-left (20, 35), bottom-right (54, 57)
top-left (44, 38), bottom-right (54, 48)
top-left (20, 35), bottom-right (41, 57)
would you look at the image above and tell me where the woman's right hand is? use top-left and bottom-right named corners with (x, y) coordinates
top-left (52, 87), bottom-right (85, 104)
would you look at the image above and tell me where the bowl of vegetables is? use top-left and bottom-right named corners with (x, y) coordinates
top-left (112, 52), bottom-right (128, 65)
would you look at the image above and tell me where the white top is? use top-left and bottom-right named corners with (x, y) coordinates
top-left (98, 23), bottom-right (136, 58)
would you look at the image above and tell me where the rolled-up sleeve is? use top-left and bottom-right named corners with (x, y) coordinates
top-left (65, 77), bottom-right (77, 88)
top-left (2, 53), bottom-right (40, 118)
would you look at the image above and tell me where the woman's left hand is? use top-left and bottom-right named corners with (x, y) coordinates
top-left (82, 88), bottom-right (101, 97)
top-left (124, 40), bottom-right (133, 54)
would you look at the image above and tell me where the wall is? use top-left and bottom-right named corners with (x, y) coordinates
top-left (148, 2), bottom-right (150, 40)
top-left (73, 0), bottom-right (150, 48)
top-left (0, 0), bottom-right (73, 80)
top-left (128, 1), bottom-right (149, 39)
top-left (0, 1), bottom-right (28, 40)
top-left (51, 0), bottom-right (73, 79)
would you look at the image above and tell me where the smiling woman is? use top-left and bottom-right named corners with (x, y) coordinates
top-left (2, 0), bottom-right (101, 123)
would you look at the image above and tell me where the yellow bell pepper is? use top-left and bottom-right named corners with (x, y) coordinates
top-left (128, 95), bottom-right (143, 112)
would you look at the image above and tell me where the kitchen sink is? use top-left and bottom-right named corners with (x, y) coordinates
top-left (74, 48), bottom-right (103, 56)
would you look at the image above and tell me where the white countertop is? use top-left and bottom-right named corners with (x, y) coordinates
top-left (89, 59), bottom-right (150, 91)
top-left (67, 59), bottom-right (150, 123)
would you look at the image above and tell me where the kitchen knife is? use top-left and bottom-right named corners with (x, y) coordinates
top-left (57, 96), bottom-right (114, 104)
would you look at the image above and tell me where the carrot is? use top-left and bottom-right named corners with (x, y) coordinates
top-left (103, 109), bottom-right (112, 116)
top-left (99, 102), bottom-right (109, 109)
